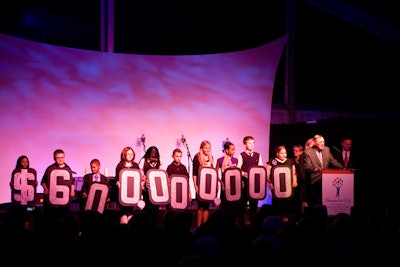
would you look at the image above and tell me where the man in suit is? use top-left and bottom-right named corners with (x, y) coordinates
top-left (332, 137), bottom-right (354, 170)
top-left (303, 134), bottom-right (344, 207)
top-left (331, 136), bottom-right (362, 206)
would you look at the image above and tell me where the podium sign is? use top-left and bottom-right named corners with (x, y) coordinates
top-left (322, 169), bottom-right (354, 216)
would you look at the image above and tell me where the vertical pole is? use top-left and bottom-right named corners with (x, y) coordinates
top-left (286, 0), bottom-right (296, 124)
top-left (101, 0), bottom-right (114, 53)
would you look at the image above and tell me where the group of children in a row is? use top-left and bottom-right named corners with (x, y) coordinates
top-left (10, 135), bottom-right (265, 228)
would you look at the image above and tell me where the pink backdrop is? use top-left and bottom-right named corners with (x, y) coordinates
top-left (0, 33), bottom-right (287, 205)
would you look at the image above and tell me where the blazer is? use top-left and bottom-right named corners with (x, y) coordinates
top-left (81, 173), bottom-right (108, 195)
top-left (303, 146), bottom-right (344, 184)
top-left (331, 148), bottom-right (355, 170)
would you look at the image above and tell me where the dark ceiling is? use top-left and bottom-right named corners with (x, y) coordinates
top-left (1, 0), bottom-right (399, 117)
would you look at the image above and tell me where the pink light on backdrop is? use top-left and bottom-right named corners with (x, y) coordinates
top-left (0, 33), bottom-right (287, 205)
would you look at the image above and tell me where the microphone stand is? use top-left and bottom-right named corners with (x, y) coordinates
top-left (182, 138), bottom-right (193, 174)
top-left (181, 136), bottom-right (194, 207)
top-left (141, 134), bottom-right (146, 153)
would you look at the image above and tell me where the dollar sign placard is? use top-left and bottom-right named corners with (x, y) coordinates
top-left (12, 168), bottom-right (37, 205)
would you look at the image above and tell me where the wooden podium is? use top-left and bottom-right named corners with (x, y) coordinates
top-left (322, 169), bottom-right (354, 216)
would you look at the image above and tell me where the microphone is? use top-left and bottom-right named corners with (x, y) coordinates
top-left (180, 135), bottom-right (186, 144)
top-left (141, 134), bottom-right (146, 143)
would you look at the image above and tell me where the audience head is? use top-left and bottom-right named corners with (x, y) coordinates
top-left (262, 215), bottom-right (285, 236)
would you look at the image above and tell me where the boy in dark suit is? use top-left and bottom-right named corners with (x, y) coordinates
top-left (80, 158), bottom-right (109, 212)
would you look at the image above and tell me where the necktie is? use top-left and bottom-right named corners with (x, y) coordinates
top-left (95, 175), bottom-right (99, 182)
top-left (344, 152), bottom-right (349, 168)
top-left (317, 151), bottom-right (323, 165)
